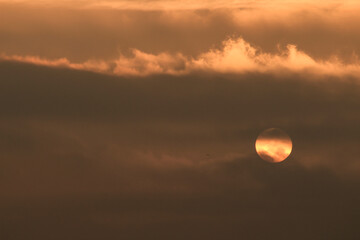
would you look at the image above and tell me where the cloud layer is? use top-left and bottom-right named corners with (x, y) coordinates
top-left (1, 61), bottom-right (360, 239)
top-left (3, 37), bottom-right (360, 76)
top-left (2, 2), bottom-right (360, 63)
top-left (1, 0), bottom-right (359, 10)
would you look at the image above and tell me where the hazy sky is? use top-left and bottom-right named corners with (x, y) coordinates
top-left (1, 1), bottom-right (360, 239)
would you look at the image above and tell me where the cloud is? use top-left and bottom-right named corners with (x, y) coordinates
top-left (2, 2), bottom-right (360, 63)
top-left (1, 60), bottom-right (360, 173)
top-left (0, 54), bottom-right (110, 73)
top-left (1, 59), bottom-right (360, 239)
top-left (3, 37), bottom-right (360, 77)
top-left (0, 0), bottom-right (359, 10)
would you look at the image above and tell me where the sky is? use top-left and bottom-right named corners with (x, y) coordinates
top-left (0, 1), bottom-right (360, 239)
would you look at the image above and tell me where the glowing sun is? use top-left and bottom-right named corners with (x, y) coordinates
top-left (255, 128), bottom-right (292, 163)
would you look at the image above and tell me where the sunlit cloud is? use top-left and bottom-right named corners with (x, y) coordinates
top-left (2, 37), bottom-right (360, 77)
top-left (0, 54), bottom-right (110, 73)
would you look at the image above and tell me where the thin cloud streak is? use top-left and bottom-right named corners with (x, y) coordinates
top-left (0, 55), bottom-right (110, 73)
top-left (2, 37), bottom-right (360, 77)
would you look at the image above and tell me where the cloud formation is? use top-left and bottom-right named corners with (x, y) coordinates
top-left (2, 2), bottom-right (360, 63)
top-left (3, 37), bottom-right (360, 76)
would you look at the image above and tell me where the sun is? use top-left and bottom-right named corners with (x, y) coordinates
top-left (255, 128), bottom-right (292, 163)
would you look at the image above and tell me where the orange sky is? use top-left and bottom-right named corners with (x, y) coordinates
top-left (1, 0), bottom-right (360, 76)
top-left (1, 1), bottom-right (360, 239)
top-left (1, 0), bottom-right (359, 10)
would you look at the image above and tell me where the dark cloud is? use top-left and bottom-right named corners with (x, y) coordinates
top-left (1, 156), bottom-right (360, 239)
top-left (0, 62), bottom-right (360, 239)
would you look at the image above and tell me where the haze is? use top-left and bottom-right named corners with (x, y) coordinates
top-left (0, 1), bottom-right (360, 239)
